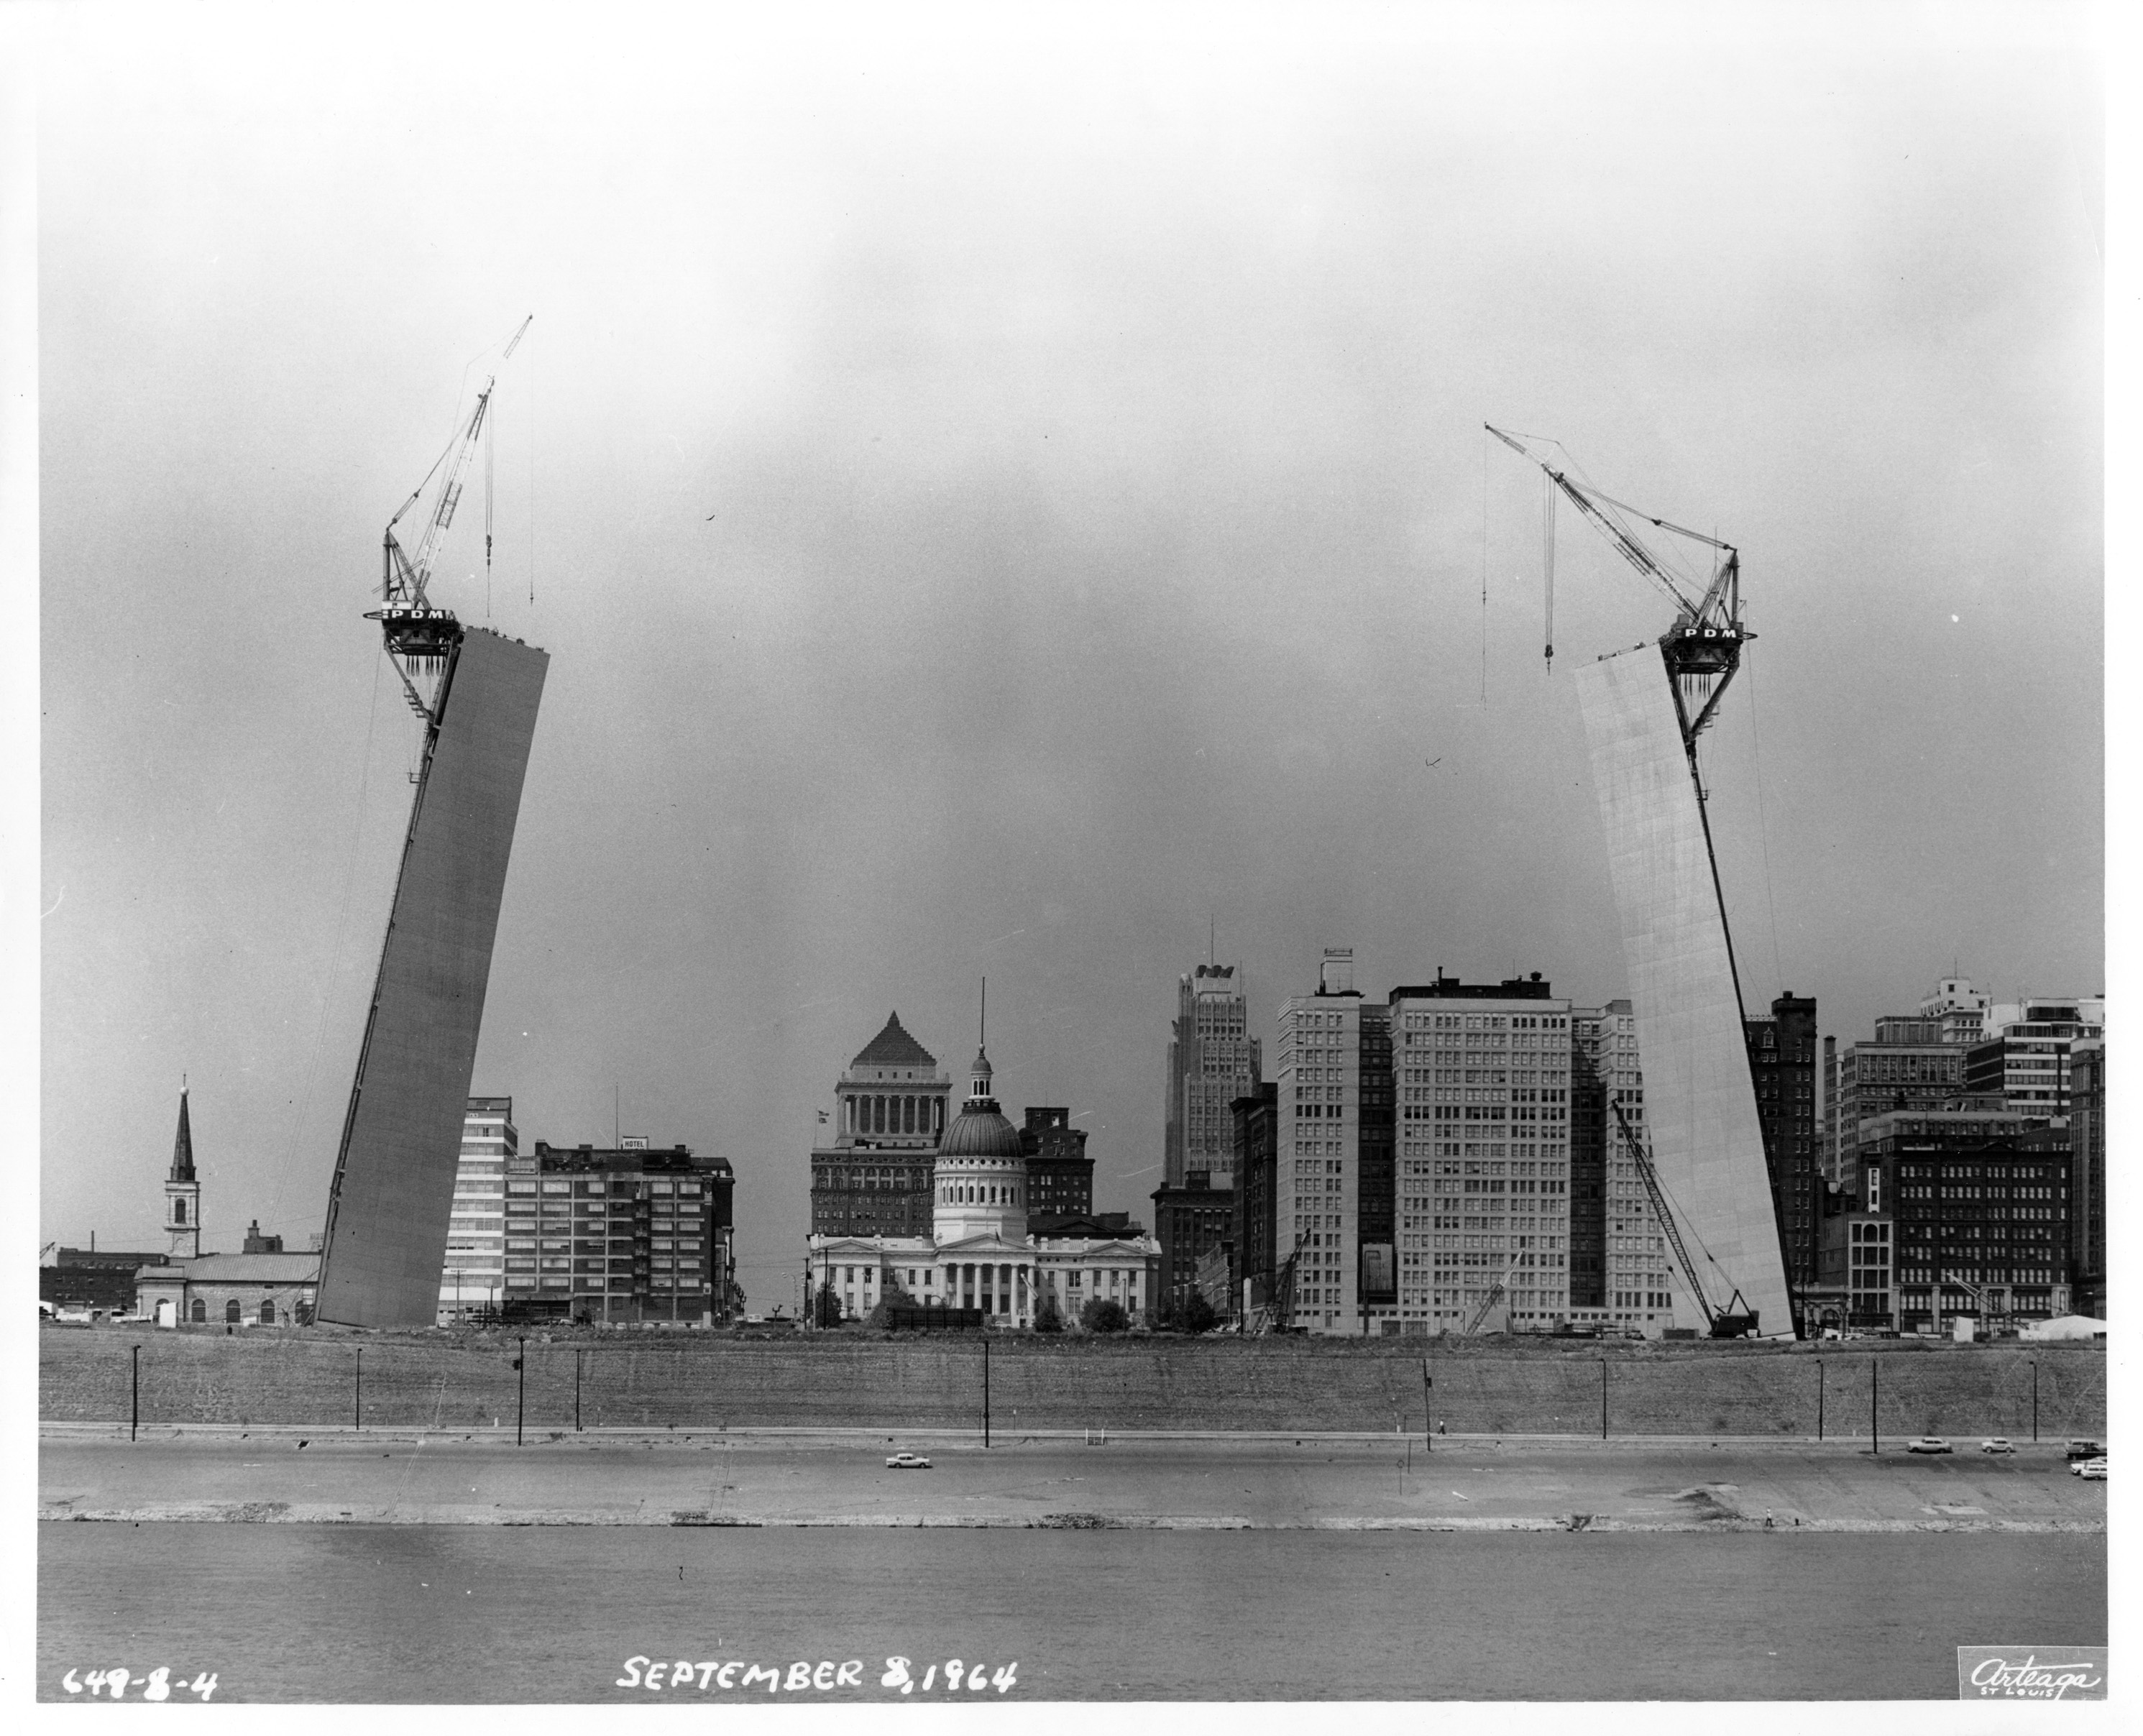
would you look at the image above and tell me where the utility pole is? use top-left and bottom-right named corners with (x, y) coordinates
top-left (575, 1348), bottom-right (584, 1432)
top-left (1817, 1359), bottom-right (1825, 1441)
top-left (1600, 1359), bottom-right (1608, 1439)
top-left (2031, 1361), bottom-right (2039, 1443)
top-left (1422, 1360), bottom-right (1433, 1453)
top-left (354, 1346), bottom-right (363, 1431)
top-left (983, 1336), bottom-right (991, 1448)
top-left (131, 1344), bottom-right (139, 1443)
top-left (1871, 1356), bottom-right (1879, 1454)
top-left (515, 1337), bottom-right (526, 1446)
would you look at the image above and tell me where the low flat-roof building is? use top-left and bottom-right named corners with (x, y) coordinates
top-left (136, 1252), bottom-right (321, 1328)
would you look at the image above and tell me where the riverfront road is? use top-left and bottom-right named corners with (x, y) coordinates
top-left (40, 1430), bottom-right (2106, 1530)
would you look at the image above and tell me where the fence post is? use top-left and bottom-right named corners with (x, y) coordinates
top-left (575, 1349), bottom-right (583, 1433)
top-left (131, 1343), bottom-right (139, 1442)
top-left (354, 1346), bottom-right (362, 1432)
top-left (983, 1336), bottom-right (991, 1449)
top-left (1870, 1355), bottom-right (1878, 1454)
top-left (1600, 1358), bottom-right (1607, 1440)
top-left (1817, 1359), bottom-right (1825, 1441)
top-left (2031, 1361), bottom-right (2038, 1443)
top-left (1422, 1359), bottom-right (1432, 1453)
top-left (515, 1338), bottom-right (526, 1446)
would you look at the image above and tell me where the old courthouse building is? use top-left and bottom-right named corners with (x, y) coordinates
top-left (808, 1023), bottom-right (1158, 1326)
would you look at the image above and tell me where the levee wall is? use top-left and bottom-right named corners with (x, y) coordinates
top-left (42, 1331), bottom-right (2106, 1440)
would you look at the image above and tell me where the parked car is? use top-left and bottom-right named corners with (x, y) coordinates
top-left (2065, 1439), bottom-right (2105, 1461)
top-left (885, 1453), bottom-right (932, 1470)
top-left (2071, 1458), bottom-right (2107, 1480)
top-left (1978, 1438), bottom-right (2016, 1455)
top-left (1905, 1437), bottom-right (1952, 1454)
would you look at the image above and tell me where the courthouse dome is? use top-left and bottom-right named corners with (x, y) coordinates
top-left (939, 1046), bottom-right (1023, 1159)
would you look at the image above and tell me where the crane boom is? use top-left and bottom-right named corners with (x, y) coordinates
top-left (1485, 423), bottom-right (1751, 749)
top-left (1462, 1246), bottom-right (1524, 1336)
top-left (1611, 1099), bottom-right (1758, 1336)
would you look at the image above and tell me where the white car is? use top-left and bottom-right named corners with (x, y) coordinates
top-left (885, 1452), bottom-right (932, 1470)
top-left (1979, 1438), bottom-right (2016, 1455)
top-left (1905, 1437), bottom-right (1952, 1454)
top-left (2071, 1457), bottom-right (2107, 1480)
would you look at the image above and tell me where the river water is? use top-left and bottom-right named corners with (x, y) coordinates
top-left (40, 1523), bottom-right (2103, 1701)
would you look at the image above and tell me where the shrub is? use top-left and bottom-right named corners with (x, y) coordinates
top-left (1080, 1298), bottom-right (1129, 1334)
top-left (1033, 1292), bottom-right (1065, 1333)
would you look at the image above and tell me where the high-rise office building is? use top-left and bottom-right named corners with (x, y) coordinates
top-left (809, 1013), bottom-right (950, 1238)
top-left (2068, 1039), bottom-right (2105, 1317)
top-left (1165, 964), bottom-right (1261, 1189)
top-left (1745, 993), bottom-right (1820, 1306)
top-left (1390, 972), bottom-right (1573, 1334)
top-left (1276, 949), bottom-right (1367, 1334)
top-left (1568, 1000), bottom-right (1640, 1318)
top-left (436, 1096), bottom-right (514, 1323)
top-left (1231, 1082), bottom-right (1280, 1320)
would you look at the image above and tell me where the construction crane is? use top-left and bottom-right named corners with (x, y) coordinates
top-left (1484, 424), bottom-right (1749, 761)
top-left (1610, 1100), bottom-right (1758, 1338)
top-left (1262, 1228), bottom-right (1309, 1335)
top-left (371, 317), bottom-right (533, 717)
top-left (1461, 1247), bottom-right (1524, 1336)
top-left (1940, 1270), bottom-right (2004, 1335)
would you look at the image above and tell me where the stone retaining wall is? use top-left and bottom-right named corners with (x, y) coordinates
top-left (42, 1328), bottom-right (2106, 1438)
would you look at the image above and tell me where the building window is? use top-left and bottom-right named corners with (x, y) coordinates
top-left (189, 1298), bottom-right (206, 1323)
top-left (173, 1198), bottom-right (187, 1224)
top-left (225, 1299), bottom-right (242, 1323)
top-left (260, 1300), bottom-right (276, 1325)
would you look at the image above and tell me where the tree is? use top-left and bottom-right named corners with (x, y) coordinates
top-left (1080, 1297), bottom-right (1129, 1334)
top-left (1179, 1291), bottom-right (1219, 1335)
top-left (866, 1275), bottom-right (917, 1330)
top-left (1032, 1290), bottom-right (1065, 1333)
top-left (812, 1282), bottom-right (844, 1328)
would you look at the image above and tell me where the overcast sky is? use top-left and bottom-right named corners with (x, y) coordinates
top-left (37, 3), bottom-right (2102, 1310)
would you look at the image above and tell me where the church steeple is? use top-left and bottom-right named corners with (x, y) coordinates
top-left (165, 1081), bottom-right (201, 1259)
top-left (170, 1081), bottom-right (196, 1182)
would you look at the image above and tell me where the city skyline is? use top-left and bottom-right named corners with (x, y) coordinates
top-left (36, 10), bottom-right (2103, 1318)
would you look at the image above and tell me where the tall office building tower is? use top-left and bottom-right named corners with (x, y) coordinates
top-left (2068, 1039), bottom-right (2105, 1317)
top-left (1827, 1016), bottom-right (1996, 1185)
top-left (1165, 963), bottom-right (1261, 1189)
top-left (1391, 973), bottom-right (1572, 1334)
top-left (1567, 1001), bottom-right (1636, 1311)
top-left (436, 1096), bottom-right (515, 1323)
top-left (1276, 949), bottom-right (1367, 1334)
top-left (1745, 994), bottom-right (1820, 1310)
top-left (809, 1014), bottom-right (950, 1238)
top-left (1020, 1108), bottom-right (1093, 1220)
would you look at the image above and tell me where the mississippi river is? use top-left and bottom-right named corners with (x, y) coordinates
top-left (40, 1523), bottom-right (2103, 1701)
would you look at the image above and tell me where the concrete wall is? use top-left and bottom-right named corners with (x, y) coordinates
top-left (43, 1330), bottom-right (2106, 1439)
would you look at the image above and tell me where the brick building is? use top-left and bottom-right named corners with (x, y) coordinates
top-left (1231, 1082), bottom-right (1280, 1321)
top-left (1744, 993), bottom-right (1820, 1310)
top-left (1020, 1107), bottom-right (1093, 1220)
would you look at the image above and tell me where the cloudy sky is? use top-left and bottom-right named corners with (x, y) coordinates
top-left (37, 3), bottom-right (2102, 1310)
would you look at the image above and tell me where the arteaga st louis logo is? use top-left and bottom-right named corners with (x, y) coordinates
top-left (1957, 1647), bottom-right (2106, 1700)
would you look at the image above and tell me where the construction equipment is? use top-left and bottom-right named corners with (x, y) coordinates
top-left (371, 317), bottom-right (532, 716)
top-left (1940, 1270), bottom-right (2005, 1334)
top-left (1485, 424), bottom-right (1749, 758)
top-left (1611, 1100), bottom-right (1758, 1337)
top-left (1257, 1228), bottom-right (1309, 1335)
top-left (1462, 1247), bottom-right (1524, 1336)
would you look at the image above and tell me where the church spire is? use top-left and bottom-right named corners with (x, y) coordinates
top-left (968, 978), bottom-right (995, 1105)
top-left (170, 1080), bottom-right (196, 1182)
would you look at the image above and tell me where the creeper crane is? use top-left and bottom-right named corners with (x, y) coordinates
top-left (1485, 424), bottom-right (1750, 764)
top-left (371, 316), bottom-right (532, 719)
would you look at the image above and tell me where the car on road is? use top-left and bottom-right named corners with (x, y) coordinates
top-left (1978, 1438), bottom-right (2016, 1455)
top-left (2065, 1439), bottom-right (2104, 1460)
top-left (2071, 1457), bottom-right (2107, 1480)
top-left (1905, 1437), bottom-right (1952, 1454)
top-left (885, 1453), bottom-right (932, 1470)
